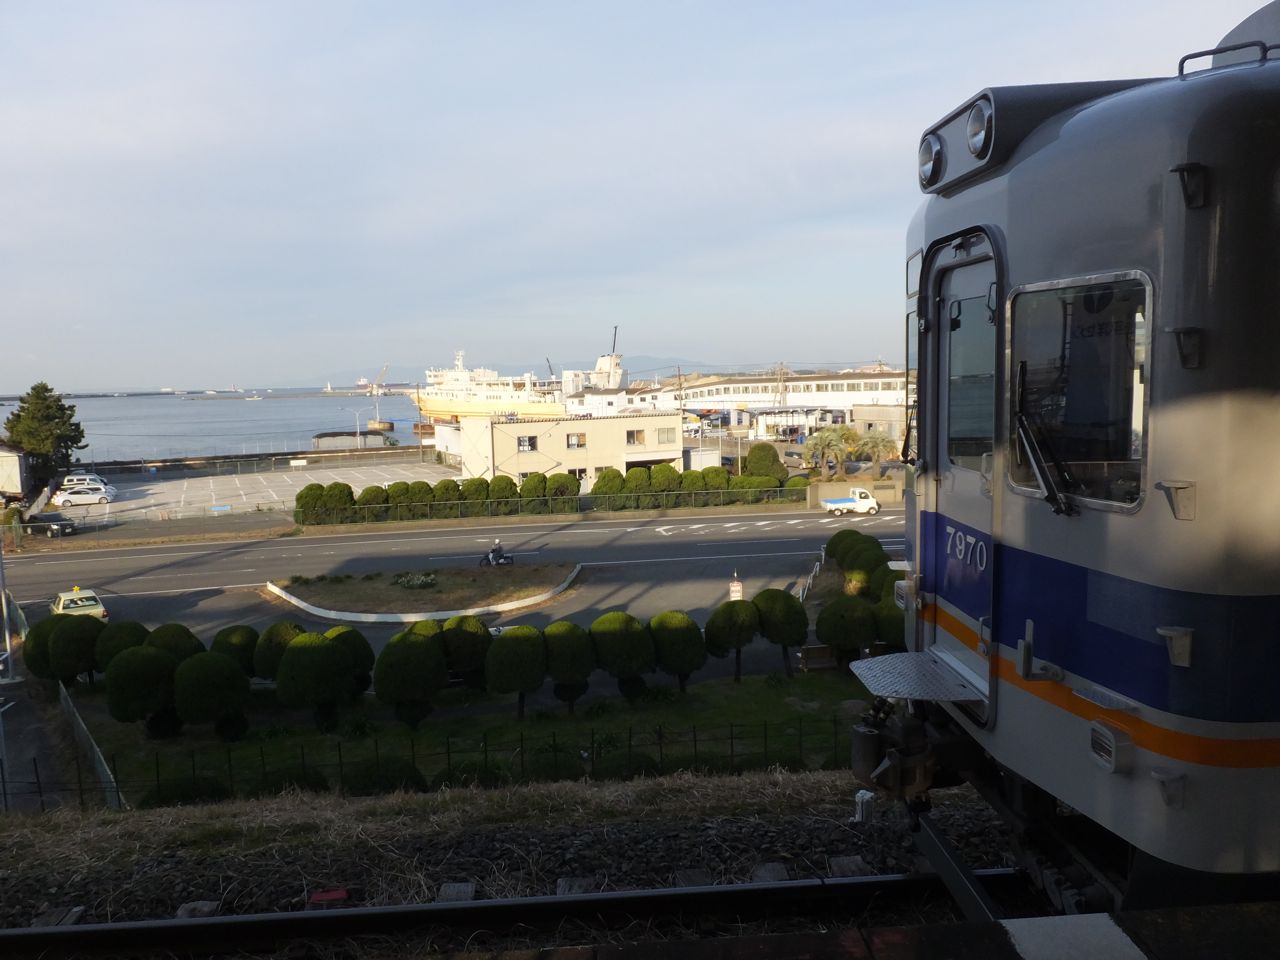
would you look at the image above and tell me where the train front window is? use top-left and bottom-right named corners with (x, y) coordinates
top-left (1010, 277), bottom-right (1147, 505)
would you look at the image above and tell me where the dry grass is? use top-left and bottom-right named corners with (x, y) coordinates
top-left (279, 563), bottom-right (576, 613)
top-left (0, 769), bottom-right (852, 872)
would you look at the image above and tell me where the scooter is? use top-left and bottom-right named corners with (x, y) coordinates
top-left (479, 547), bottom-right (514, 567)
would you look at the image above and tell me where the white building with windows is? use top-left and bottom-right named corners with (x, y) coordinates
top-left (658, 365), bottom-right (911, 441)
top-left (454, 411), bottom-right (683, 489)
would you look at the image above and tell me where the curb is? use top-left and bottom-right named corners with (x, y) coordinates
top-left (265, 563), bottom-right (584, 624)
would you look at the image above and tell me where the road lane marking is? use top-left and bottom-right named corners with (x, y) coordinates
top-left (582, 549), bottom-right (817, 566)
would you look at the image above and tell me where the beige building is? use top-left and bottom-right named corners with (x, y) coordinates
top-left (458, 412), bottom-right (683, 489)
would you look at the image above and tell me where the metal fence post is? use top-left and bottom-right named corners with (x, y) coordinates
top-left (519, 732), bottom-right (525, 779)
top-left (763, 720), bottom-right (768, 765)
top-left (445, 736), bottom-right (452, 778)
top-left (551, 731), bottom-right (558, 780)
top-left (300, 744), bottom-right (307, 777)
top-left (111, 755), bottom-right (122, 809)
top-left (374, 737), bottom-right (381, 774)
top-left (75, 756), bottom-right (85, 810)
top-left (226, 749), bottom-right (234, 794)
top-left (153, 752), bottom-right (161, 799)
top-left (729, 722), bottom-right (735, 769)
top-left (657, 725), bottom-right (664, 773)
top-left (33, 758), bottom-right (45, 812)
top-left (692, 725), bottom-right (698, 767)
top-left (798, 717), bottom-right (803, 761)
top-left (482, 733), bottom-right (489, 772)
top-left (627, 727), bottom-right (633, 777)
top-left (0, 757), bottom-right (7, 813)
top-left (337, 742), bottom-right (345, 791)
top-left (832, 714), bottom-right (839, 765)
top-left (190, 750), bottom-right (197, 789)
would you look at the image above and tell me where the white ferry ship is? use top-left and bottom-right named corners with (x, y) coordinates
top-left (408, 350), bottom-right (626, 423)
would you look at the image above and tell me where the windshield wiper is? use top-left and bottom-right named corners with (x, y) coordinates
top-left (1016, 361), bottom-right (1077, 516)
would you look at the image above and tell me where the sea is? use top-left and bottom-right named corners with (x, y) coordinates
top-left (5, 390), bottom-right (422, 464)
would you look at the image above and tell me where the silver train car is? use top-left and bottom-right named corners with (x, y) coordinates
top-left (853, 5), bottom-right (1280, 903)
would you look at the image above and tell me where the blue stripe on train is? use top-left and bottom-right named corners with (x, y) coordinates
top-left (921, 511), bottom-right (1280, 723)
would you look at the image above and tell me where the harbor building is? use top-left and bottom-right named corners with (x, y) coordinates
top-left (438, 411), bottom-right (683, 488)
top-left (657, 365), bottom-right (911, 441)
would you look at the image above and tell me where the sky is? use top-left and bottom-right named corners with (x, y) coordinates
top-left (0, 1), bottom-right (1266, 392)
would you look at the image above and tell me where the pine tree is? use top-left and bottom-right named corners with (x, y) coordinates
top-left (3, 382), bottom-right (86, 480)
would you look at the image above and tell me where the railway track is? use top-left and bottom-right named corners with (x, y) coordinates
top-left (1, 868), bottom-right (1025, 958)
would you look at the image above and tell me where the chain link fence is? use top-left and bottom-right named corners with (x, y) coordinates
top-left (1, 717), bottom-right (852, 812)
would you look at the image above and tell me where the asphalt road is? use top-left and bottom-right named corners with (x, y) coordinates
top-left (6, 508), bottom-right (905, 651)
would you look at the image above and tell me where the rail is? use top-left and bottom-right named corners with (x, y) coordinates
top-left (0, 869), bottom-right (1023, 958)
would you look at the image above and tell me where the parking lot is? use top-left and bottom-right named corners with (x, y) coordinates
top-left (44, 461), bottom-right (460, 523)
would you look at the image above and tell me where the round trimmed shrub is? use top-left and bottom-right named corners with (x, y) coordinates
top-left (211, 624), bottom-right (258, 676)
top-left (405, 480), bottom-right (434, 519)
top-left (95, 621), bottom-right (148, 673)
top-left (545, 472), bottom-right (581, 513)
top-left (649, 463), bottom-right (681, 504)
top-left (138, 775), bottom-right (230, 809)
top-left (704, 600), bottom-right (759, 658)
top-left (489, 475), bottom-right (519, 515)
top-left (355, 484), bottom-right (389, 522)
top-left (373, 630), bottom-right (448, 729)
top-left (783, 475), bottom-right (809, 502)
top-left (49, 615), bottom-right (106, 683)
top-left (621, 467), bottom-right (654, 509)
top-left (815, 596), bottom-right (876, 663)
top-left (276, 632), bottom-right (351, 715)
top-left (519, 472), bottom-right (548, 514)
top-left (174, 651), bottom-right (250, 730)
top-left (678, 468), bottom-right (706, 506)
top-left (293, 482), bottom-right (326, 524)
top-left (485, 625), bottom-right (547, 719)
top-left (22, 614), bottom-right (73, 680)
top-left (442, 615), bottom-right (492, 687)
top-left (341, 757), bottom-right (428, 796)
top-left (589, 468), bottom-right (625, 502)
top-left (325, 625), bottom-right (375, 698)
top-left (408, 618), bottom-right (442, 638)
top-left (752, 588), bottom-right (808, 676)
top-left (106, 646), bottom-right (179, 723)
top-left (246, 765), bottom-right (330, 798)
top-left (320, 481), bottom-right (356, 523)
top-left (431, 478), bottom-right (461, 518)
top-left (254, 620), bottom-right (306, 680)
top-left (545, 619), bottom-right (594, 694)
top-left (384, 480), bottom-right (412, 520)
top-left (146, 623), bottom-right (204, 663)
top-left (873, 601), bottom-right (906, 649)
top-left (589, 611), bottom-right (654, 680)
top-left (649, 610), bottom-right (706, 693)
top-left (459, 477), bottom-right (491, 517)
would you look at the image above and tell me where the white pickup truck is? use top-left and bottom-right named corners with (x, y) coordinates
top-left (819, 487), bottom-right (880, 516)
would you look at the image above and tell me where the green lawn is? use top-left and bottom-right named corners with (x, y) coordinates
top-left (73, 669), bottom-right (870, 806)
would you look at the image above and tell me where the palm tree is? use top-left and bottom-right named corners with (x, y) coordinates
top-left (807, 425), bottom-right (861, 478)
top-left (854, 432), bottom-right (898, 475)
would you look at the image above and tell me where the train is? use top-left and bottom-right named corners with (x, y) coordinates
top-left (852, 4), bottom-right (1280, 909)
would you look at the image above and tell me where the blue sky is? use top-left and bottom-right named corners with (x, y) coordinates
top-left (0, 1), bottom-right (1263, 391)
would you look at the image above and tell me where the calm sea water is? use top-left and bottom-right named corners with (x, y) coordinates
top-left (37, 391), bottom-right (420, 463)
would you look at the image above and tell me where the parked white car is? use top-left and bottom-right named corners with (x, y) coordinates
top-left (57, 483), bottom-right (116, 506)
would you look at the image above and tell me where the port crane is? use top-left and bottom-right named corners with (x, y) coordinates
top-left (367, 363), bottom-right (390, 396)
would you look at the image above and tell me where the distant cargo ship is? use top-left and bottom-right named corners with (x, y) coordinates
top-left (407, 350), bottom-right (626, 423)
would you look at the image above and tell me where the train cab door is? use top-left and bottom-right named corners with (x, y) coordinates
top-left (920, 233), bottom-right (998, 713)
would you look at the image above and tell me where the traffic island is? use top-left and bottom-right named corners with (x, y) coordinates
top-left (267, 563), bottom-right (582, 623)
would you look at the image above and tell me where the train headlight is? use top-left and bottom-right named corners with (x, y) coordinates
top-left (918, 134), bottom-right (943, 188)
top-left (965, 99), bottom-right (993, 159)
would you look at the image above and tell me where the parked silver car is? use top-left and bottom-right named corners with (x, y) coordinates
top-left (57, 483), bottom-right (116, 506)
